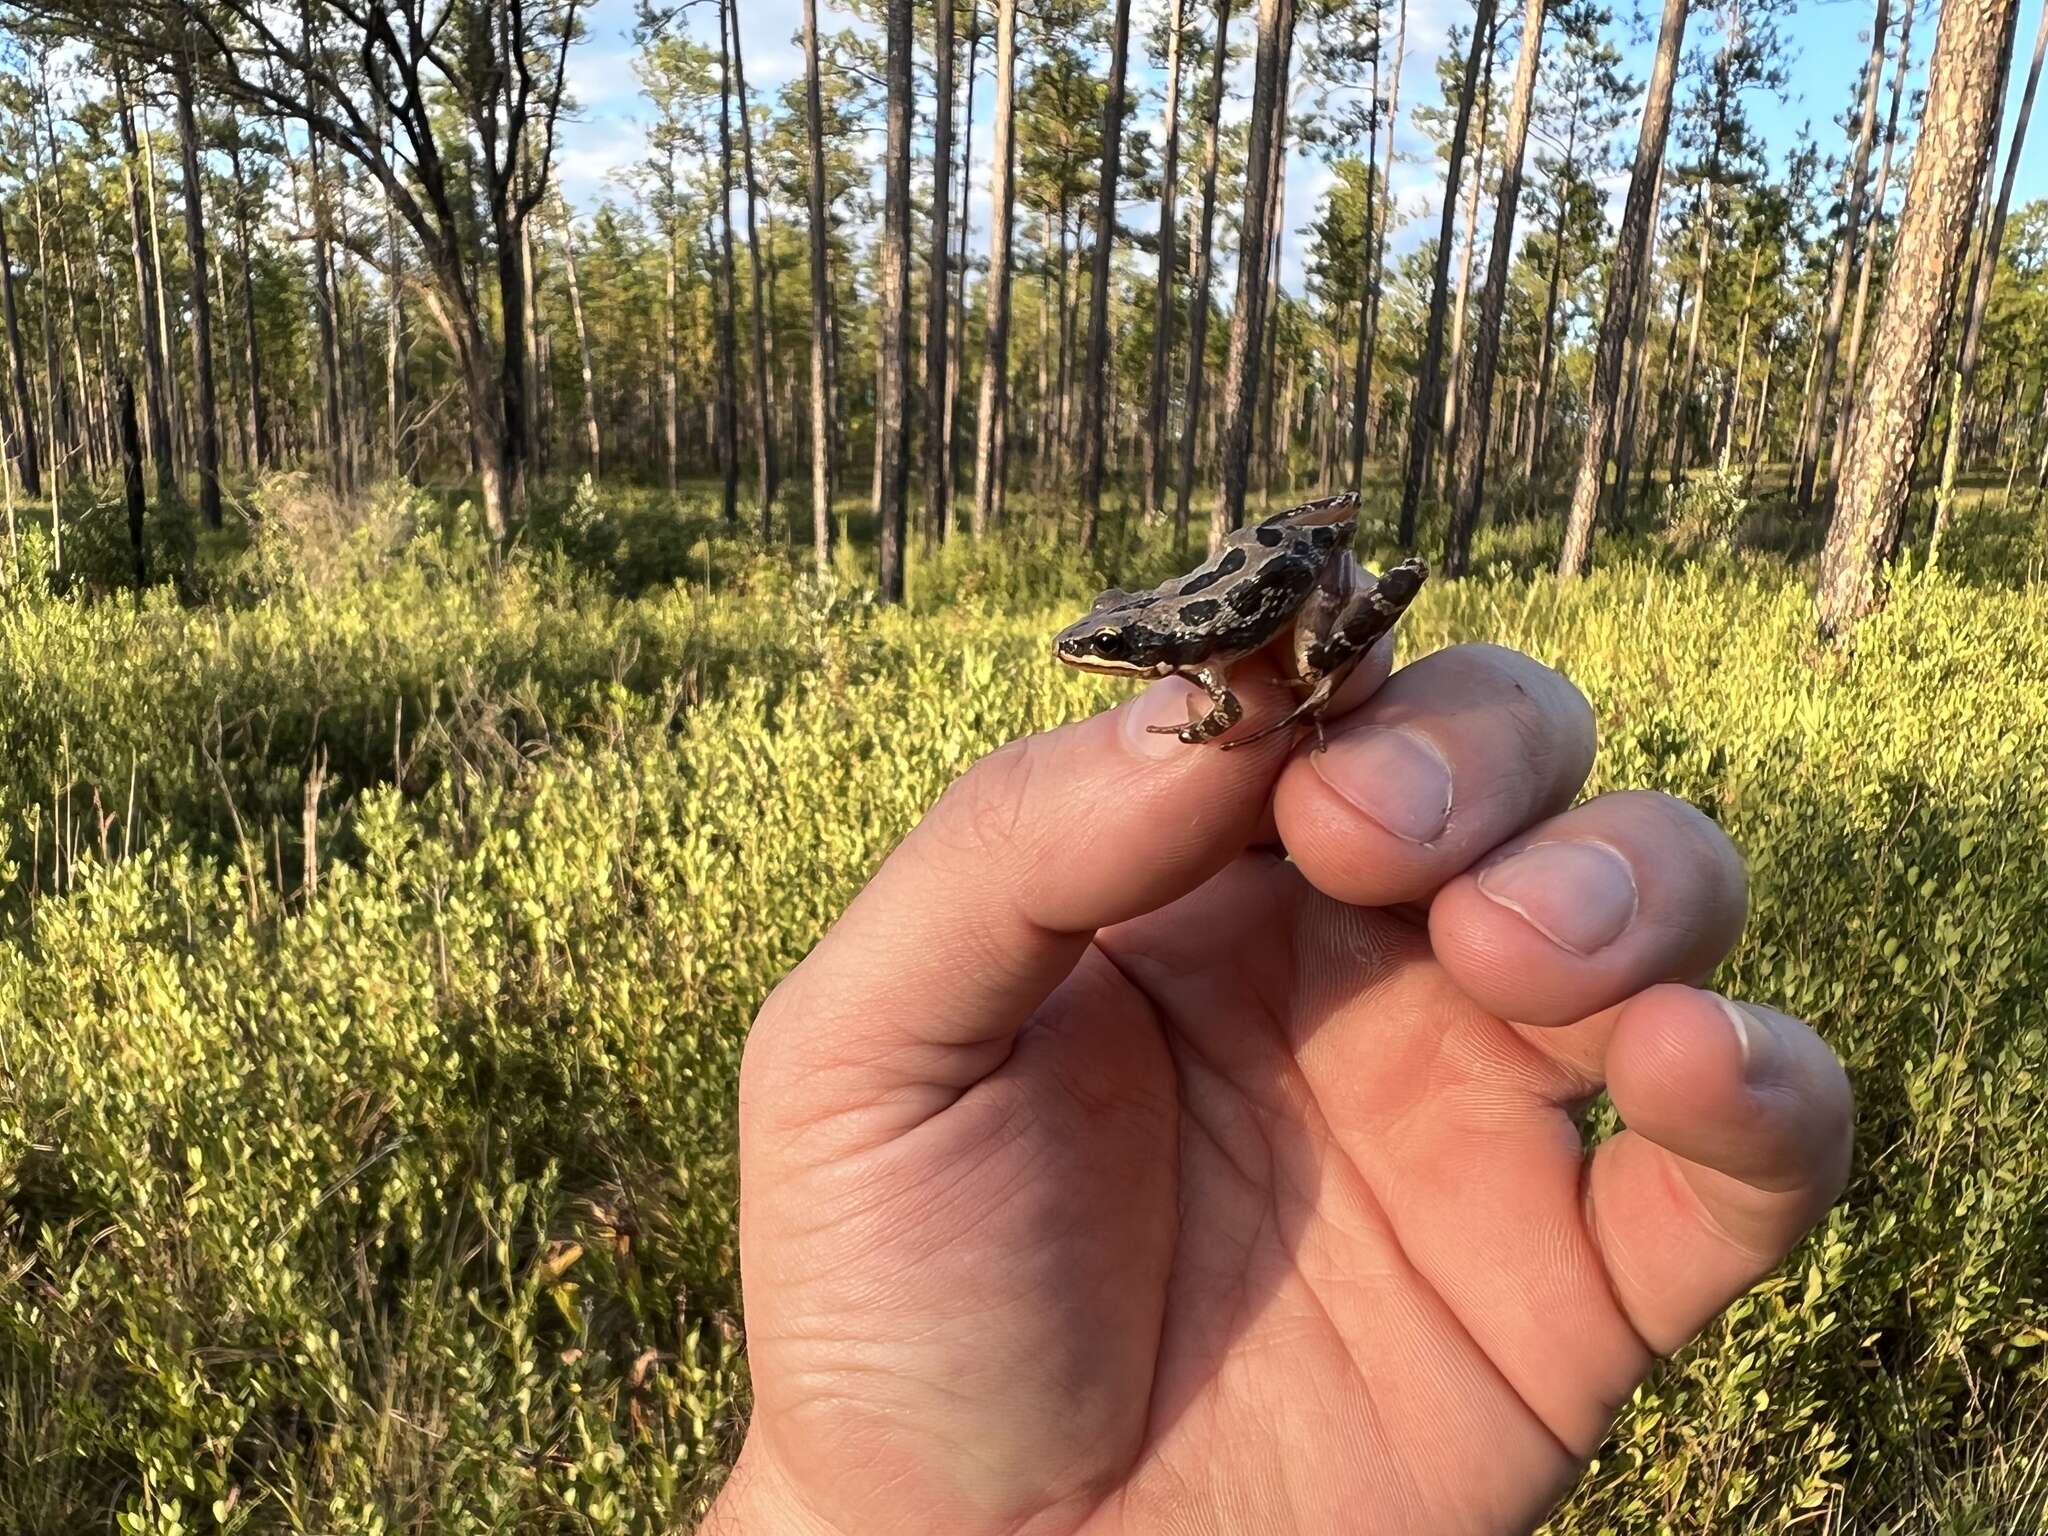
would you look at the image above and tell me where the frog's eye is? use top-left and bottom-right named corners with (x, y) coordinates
top-left (1093, 629), bottom-right (1127, 657)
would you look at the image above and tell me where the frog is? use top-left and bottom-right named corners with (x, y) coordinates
top-left (1054, 490), bottom-right (1429, 751)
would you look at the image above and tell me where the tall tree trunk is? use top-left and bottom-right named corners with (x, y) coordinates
top-left (1363, 0), bottom-right (1406, 459)
top-left (1396, 0), bottom-right (1496, 547)
top-left (1836, 0), bottom-right (1914, 461)
top-left (946, 15), bottom-right (980, 539)
top-left (173, 56), bottom-right (222, 529)
top-left (1346, 36), bottom-right (1382, 491)
top-left (1438, 17), bottom-right (1497, 502)
top-left (924, 0), bottom-right (956, 544)
top-left (116, 74), bottom-right (172, 495)
top-left (1795, 0), bottom-right (1891, 510)
top-left (1557, 0), bottom-right (1687, 577)
top-left (804, 0), bottom-right (838, 568)
top-left (1931, 0), bottom-right (2047, 557)
top-left (1817, 0), bottom-right (2020, 637)
top-left (972, 0), bottom-right (1020, 537)
top-left (1523, 147), bottom-right (1573, 487)
top-left (1173, 0), bottom-right (1231, 548)
top-left (1215, 0), bottom-right (1297, 545)
top-left (1079, 0), bottom-right (1136, 544)
top-left (559, 214), bottom-right (601, 479)
top-left (1446, 0), bottom-right (1545, 575)
top-left (139, 103), bottom-right (185, 477)
top-left (727, 0), bottom-right (779, 535)
top-left (1663, 187), bottom-right (1713, 491)
top-left (229, 143), bottom-right (268, 471)
top-left (715, 12), bottom-right (742, 524)
top-left (0, 204), bottom-right (39, 498)
top-left (877, 0), bottom-right (915, 601)
top-left (120, 374), bottom-right (145, 585)
top-left (1145, 0), bottom-right (1188, 518)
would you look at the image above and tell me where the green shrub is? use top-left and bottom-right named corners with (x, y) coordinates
top-left (2, 494), bottom-right (2044, 1532)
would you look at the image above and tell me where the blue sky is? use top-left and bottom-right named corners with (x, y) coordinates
top-left (557, 0), bottom-right (2048, 292)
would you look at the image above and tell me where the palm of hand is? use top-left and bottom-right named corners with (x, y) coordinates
top-left (721, 649), bottom-right (1850, 1536)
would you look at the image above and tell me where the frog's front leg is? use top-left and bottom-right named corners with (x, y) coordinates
top-left (1145, 663), bottom-right (1243, 744)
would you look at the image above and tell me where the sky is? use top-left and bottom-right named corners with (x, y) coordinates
top-left (555, 0), bottom-right (2048, 295)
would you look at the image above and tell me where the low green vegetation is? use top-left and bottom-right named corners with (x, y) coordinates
top-left (2, 476), bottom-right (2046, 1533)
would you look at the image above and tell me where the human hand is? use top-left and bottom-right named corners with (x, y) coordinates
top-left (708, 640), bottom-right (1853, 1535)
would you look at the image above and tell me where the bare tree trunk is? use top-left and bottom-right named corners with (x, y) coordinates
top-left (0, 204), bottom-right (40, 498)
top-left (1397, 0), bottom-right (1496, 547)
top-left (1079, 0), bottom-right (1136, 544)
top-left (720, 0), bottom-right (776, 534)
top-left (1558, 0), bottom-right (1687, 577)
top-left (1446, 0), bottom-right (1545, 576)
top-left (1174, 0), bottom-right (1232, 549)
top-left (715, 13), bottom-right (742, 524)
top-left (1216, 0), bottom-right (1297, 546)
top-left (923, 0), bottom-right (956, 544)
top-left (173, 55), bottom-right (222, 528)
top-left (558, 214), bottom-right (601, 478)
top-left (1795, 0), bottom-right (1891, 511)
top-left (804, 0), bottom-right (838, 568)
top-left (1145, 0), bottom-right (1188, 518)
top-left (1817, 0), bottom-right (2020, 637)
top-left (946, 15), bottom-right (980, 539)
top-left (1363, 0), bottom-right (1406, 459)
top-left (224, 144), bottom-right (266, 472)
top-left (1931, 0), bottom-right (2047, 556)
top-left (878, 0), bottom-right (914, 601)
top-left (1439, 17), bottom-right (1497, 502)
top-left (1523, 172), bottom-right (1570, 486)
top-left (120, 374), bottom-right (145, 584)
top-left (972, 0), bottom-right (1020, 537)
top-left (1346, 36), bottom-right (1382, 491)
top-left (1836, 0), bottom-right (1914, 462)
top-left (116, 74), bottom-right (171, 495)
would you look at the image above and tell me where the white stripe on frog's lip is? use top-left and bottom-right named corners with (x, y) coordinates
top-left (1056, 652), bottom-right (1166, 677)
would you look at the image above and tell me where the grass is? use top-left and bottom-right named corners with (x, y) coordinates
top-left (1, 463), bottom-right (2045, 1533)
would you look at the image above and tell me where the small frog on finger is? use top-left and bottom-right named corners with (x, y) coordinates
top-left (1054, 491), bottom-right (1428, 751)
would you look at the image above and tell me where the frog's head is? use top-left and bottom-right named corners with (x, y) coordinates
top-left (1054, 611), bottom-right (1150, 675)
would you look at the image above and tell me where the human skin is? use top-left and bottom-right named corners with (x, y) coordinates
top-left (704, 639), bottom-right (1855, 1535)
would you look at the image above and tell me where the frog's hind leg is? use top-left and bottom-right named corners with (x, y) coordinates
top-left (1217, 672), bottom-right (1343, 752)
top-left (1145, 664), bottom-right (1244, 745)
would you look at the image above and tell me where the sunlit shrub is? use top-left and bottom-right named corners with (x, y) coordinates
top-left (2, 495), bottom-right (2045, 1532)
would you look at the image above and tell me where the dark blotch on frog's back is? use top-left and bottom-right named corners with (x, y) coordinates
top-left (1177, 546), bottom-right (1247, 596)
top-left (1256, 525), bottom-right (1285, 547)
top-left (1178, 598), bottom-right (1222, 626)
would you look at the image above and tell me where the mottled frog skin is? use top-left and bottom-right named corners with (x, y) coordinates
top-left (1055, 492), bottom-right (1428, 749)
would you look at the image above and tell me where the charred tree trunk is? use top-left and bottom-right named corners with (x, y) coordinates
top-left (120, 375), bottom-right (145, 584)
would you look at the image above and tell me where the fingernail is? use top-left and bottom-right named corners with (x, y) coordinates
top-left (1121, 677), bottom-right (1205, 759)
top-left (1311, 727), bottom-right (1452, 843)
top-left (1476, 840), bottom-right (1639, 956)
top-left (1718, 997), bottom-right (1781, 1083)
